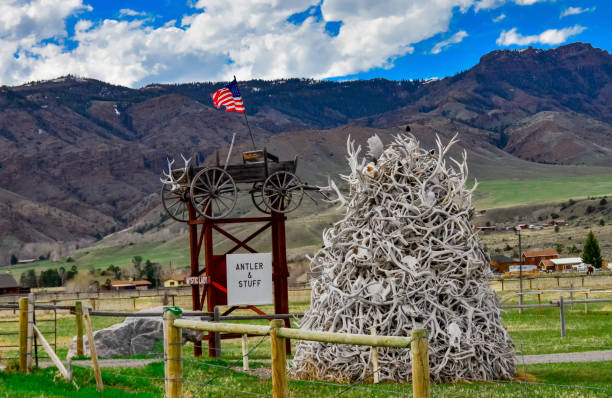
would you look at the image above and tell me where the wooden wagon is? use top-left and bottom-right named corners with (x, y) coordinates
top-left (161, 148), bottom-right (311, 221)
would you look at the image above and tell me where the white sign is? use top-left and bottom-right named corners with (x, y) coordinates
top-left (226, 253), bottom-right (273, 306)
top-left (185, 276), bottom-right (207, 285)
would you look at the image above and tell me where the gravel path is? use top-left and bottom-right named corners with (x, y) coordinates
top-left (33, 349), bottom-right (612, 370)
top-left (516, 350), bottom-right (612, 365)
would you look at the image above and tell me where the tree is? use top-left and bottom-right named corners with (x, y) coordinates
top-left (143, 260), bottom-right (162, 287)
top-left (107, 264), bottom-right (122, 279)
top-left (132, 256), bottom-right (144, 279)
top-left (20, 269), bottom-right (38, 288)
top-left (10, 254), bottom-right (18, 265)
top-left (39, 268), bottom-right (62, 287)
top-left (582, 231), bottom-right (603, 268)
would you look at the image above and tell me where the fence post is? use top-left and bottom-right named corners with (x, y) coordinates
top-left (584, 291), bottom-right (589, 314)
top-left (242, 334), bottom-right (249, 371)
top-left (19, 297), bottom-right (28, 373)
top-left (27, 293), bottom-right (34, 372)
top-left (83, 307), bottom-right (104, 391)
top-left (212, 306), bottom-right (221, 358)
top-left (75, 301), bottom-right (84, 357)
top-left (270, 319), bottom-right (288, 398)
top-left (501, 279), bottom-right (504, 291)
top-left (537, 293), bottom-right (542, 314)
top-left (370, 327), bottom-right (380, 384)
top-left (411, 328), bottom-right (430, 398)
top-left (164, 308), bottom-right (183, 398)
top-left (559, 296), bottom-right (566, 338)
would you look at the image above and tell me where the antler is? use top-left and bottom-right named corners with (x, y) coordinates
top-left (160, 155), bottom-right (191, 191)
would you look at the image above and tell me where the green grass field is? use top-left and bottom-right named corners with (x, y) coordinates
top-left (1, 360), bottom-right (611, 397)
top-left (471, 173), bottom-right (612, 209)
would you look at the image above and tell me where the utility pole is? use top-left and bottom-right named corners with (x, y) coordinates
top-left (515, 226), bottom-right (523, 313)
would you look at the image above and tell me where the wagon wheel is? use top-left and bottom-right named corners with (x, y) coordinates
top-left (262, 171), bottom-right (304, 213)
top-left (190, 167), bottom-right (237, 219)
top-left (250, 182), bottom-right (271, 214)
top-left (161, 184), bottom-right (190, 222)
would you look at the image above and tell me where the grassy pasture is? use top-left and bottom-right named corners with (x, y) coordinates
top-left (1, 360), bottom-right (611, 397)
top-left (470, 173), bottom-right (612, 209)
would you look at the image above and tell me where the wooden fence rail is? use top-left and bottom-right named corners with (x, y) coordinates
top-left (167, 311), bottom-right (429, 398)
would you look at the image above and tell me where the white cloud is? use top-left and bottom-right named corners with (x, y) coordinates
top-left (119, 9), bottom-right (147, 18)
top-left (475, 0), bottom-right (550, 11)
top-left (496, 25), bottom-right (586, 46)
top-left (560, 6), bottom-right (596, 18)
top-left (493, 13), bottom-right (506, 22)
top-left (431, 31), bottom-right (468, 54)
top-left (7, 0), bottom-right (570, 87)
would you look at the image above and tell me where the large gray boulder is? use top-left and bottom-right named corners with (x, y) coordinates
top-left (67, 307), bottom-right (203, 359)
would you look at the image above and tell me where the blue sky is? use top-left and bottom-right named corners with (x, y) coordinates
top-left (0, 0), bottom-right (608, 87)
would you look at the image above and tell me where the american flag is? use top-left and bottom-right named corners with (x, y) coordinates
top-left (210, 78), bottom-right (245, 113)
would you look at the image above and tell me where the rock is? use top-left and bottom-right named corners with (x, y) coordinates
top-left (67, 307), bottom-right (204, 359)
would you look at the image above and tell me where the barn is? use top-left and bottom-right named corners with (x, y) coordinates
top-left (0, 273), bottom-right (20, 295)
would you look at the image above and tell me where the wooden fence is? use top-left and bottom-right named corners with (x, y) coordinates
top-left (164, 310), bottom-right (430, 398)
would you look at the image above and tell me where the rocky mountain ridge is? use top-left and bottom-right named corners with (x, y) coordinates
top-left (1, 42), bottom-right (611, 261)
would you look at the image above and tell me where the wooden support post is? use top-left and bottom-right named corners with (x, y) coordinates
top-left (570, 283), bottom-right (574, 309)
top-left (537, 293), bottom-right (542, 314)
top-left (213, 306), bottom-right (221, 358)
top-left (370, 327), bottom-right (380, 384)
top-left (581, 276), bottom-right (585, 287)
top-left (584, 292), bottom-right (589, 314)
top-left (33, 325), bottom-right (72, 381)
top-left (133, 297), bottom-right (137, 311)
top-left (242, 334), bottom-right (249, 371)
top-left (83, 307), bottom-right (103, 391)
top-left (270, 319), bottom-right (288, 398)
top-left (75, 301), bottom-right (84, 357)
top-left (529, 279), bottom-right (532, 290)
top-left (556, 277), bottom-right (560, 287)
top-left (164, 309), bottom-right (183, 398)
top-left (27, 293), bottom-right (34, 372)
top-left (91, 298), bottom-right (97, 311)
top-left (501, 279), bottom-right (504, 291)
top-left (559, 296), bottom-right (566, 338)
top-left (19, 297), bottom-right (28, 373)
top-left (411, 328), bottom-right (430, 398)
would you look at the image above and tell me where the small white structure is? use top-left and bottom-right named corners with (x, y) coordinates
top-left (551, 258), bottom-right (583, 272)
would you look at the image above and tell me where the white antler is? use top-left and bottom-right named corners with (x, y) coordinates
top-left (160, 155), bottom-right (191, 191)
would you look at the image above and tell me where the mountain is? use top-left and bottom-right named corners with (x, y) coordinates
top-left (1, 42), bottom-right (611, 262)
top-left (366, 43), bottom-right (612, 164)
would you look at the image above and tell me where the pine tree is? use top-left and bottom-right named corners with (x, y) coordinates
top-left (582, 231), bottom-right (603, 268)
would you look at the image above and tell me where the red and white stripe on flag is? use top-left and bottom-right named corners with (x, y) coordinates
top-left (211, 88), bottom-right (245, 113)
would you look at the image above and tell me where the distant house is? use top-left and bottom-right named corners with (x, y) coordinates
top-left (163, 275), bottom-right (186, 288)
top-left (476, 226), bottom-right (497, 233)
top-left (551, 258), bottom-right (583, 272)
top-left (540, 259), bottom-right (556, 272)
top-left (522, 250), bottom-right (559, 266)
top-left (0, 273), bottom-right (20, 295)
top-left (490, 255), bottom-right (519, 273)
top-left (111, 280), bottom-right (152, 291)
top-left (16, 259), bottom-right (37, 264)
top-left (550, 220), bottom-right (566, 227)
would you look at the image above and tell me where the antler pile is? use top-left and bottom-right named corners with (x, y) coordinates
top-left (290, 134), bottom-right (515, 383)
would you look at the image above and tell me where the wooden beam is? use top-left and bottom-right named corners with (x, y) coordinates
top-left (173, 319), bottom-right (270, 336)
top-left (83, 307), bottom-right (103, 391)
top-left (75, 301), bottom-right (84, 357)
top-left (411, 328), bottom-right (430, 398)
top-left (19, 297), bottom-right (28, 373)
top-left (164, 310), bottom-right (183, 398)
top-left (32, 325), bottom-right (71, 381)
top-left (270, 320), bottom-right (288, 398)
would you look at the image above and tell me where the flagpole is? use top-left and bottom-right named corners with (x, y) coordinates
top-left (235, 76), bottom-right (256, 150)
